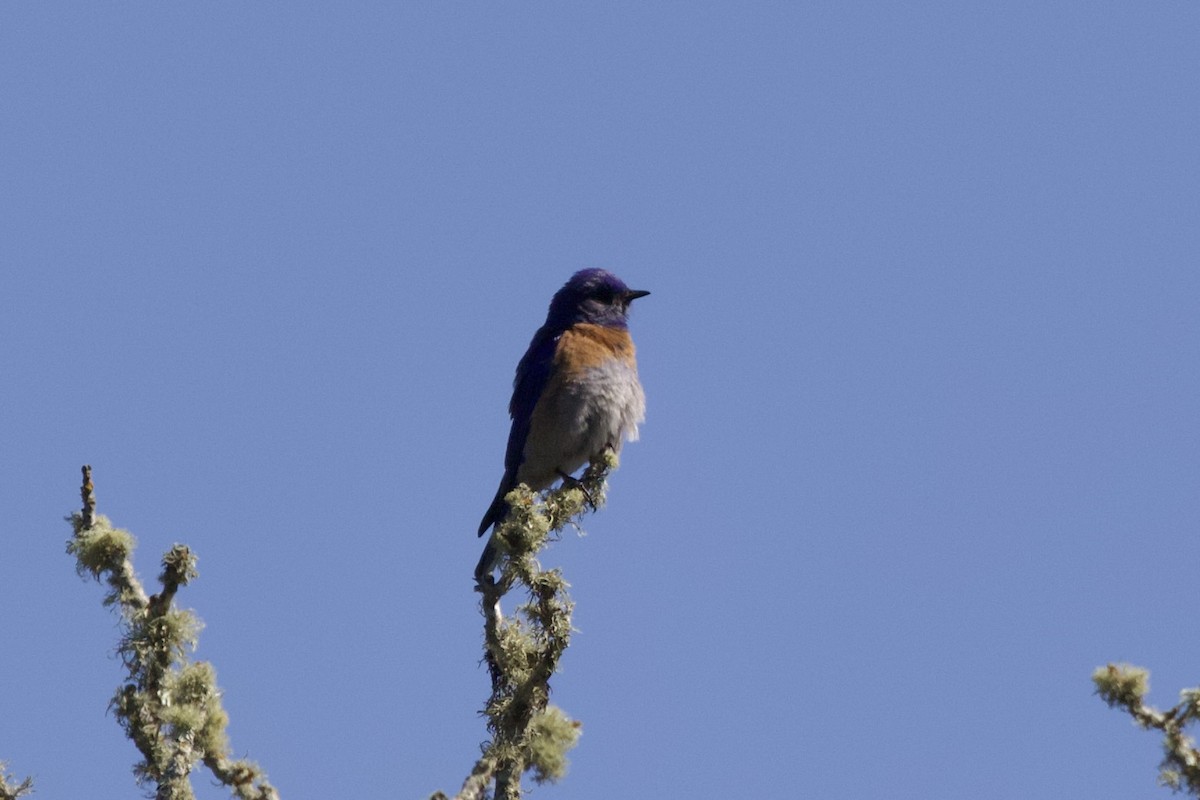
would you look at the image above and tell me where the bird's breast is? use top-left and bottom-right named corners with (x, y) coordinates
top-left (553, 324), bottom-right (645, 442)
top-left (555, 323), bottom-right (637, 375)
top-left (518, 324), bottom-right (645, 487)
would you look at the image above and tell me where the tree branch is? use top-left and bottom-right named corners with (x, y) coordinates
top-left (449, 451), bottom-right (615, 799)
top-left (1094, 663), bottom-right (1200, 794)
top-left (68, 467), bottom-right (279, 800)
top-left (0, 762), bottom-right (33, 800)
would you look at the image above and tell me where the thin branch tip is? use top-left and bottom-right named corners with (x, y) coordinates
top-left (80, 463), bottom-right (97, 529)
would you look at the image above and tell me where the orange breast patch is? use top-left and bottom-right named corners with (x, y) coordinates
top-left (555, 323), bottom-right (636, 376)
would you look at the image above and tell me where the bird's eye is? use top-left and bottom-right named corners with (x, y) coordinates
top-left (594, 286), bottom-right (617, 304)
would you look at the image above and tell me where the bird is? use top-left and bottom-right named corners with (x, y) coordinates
top-left (476, 269), bottom-right (649, 581)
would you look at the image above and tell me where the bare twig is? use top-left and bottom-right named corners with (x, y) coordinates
top-left (81, 464), bottom-right (96, 529)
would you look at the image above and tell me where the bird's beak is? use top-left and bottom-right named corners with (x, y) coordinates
top-left (625, 289), bottom-right (651, 302)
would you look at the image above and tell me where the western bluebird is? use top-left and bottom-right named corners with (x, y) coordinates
top-left (476, 269), bottom-right (649, 581)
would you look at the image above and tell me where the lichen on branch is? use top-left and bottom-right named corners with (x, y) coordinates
top-left (1094, 663), bottom-right (1200, 794)
top-left (68, 466), bottom-right (279, 800)
top-left (445, 452), bottom-right (616, 800)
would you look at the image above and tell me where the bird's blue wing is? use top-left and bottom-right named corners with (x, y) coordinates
top-left (478, 326), bottom-right (559, 536)
top-left (505, 328), bottom-right (559, 473)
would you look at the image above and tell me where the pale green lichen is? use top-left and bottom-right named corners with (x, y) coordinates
top-left (1093, 663), bottom-right (1150, 710)
top-left (67, 480), bottom-right (277, 800)
top-left (524, 705), bottom-right (581, 784)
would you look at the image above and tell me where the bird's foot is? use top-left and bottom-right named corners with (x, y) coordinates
top-left (557, 469), bottom-right (596, 509)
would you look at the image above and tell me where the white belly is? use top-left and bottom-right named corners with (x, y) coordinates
top-left (519, 359), bottom-right (645, 490)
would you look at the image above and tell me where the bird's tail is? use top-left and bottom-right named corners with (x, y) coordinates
top-left (477, 492), bottom-right (507, 537)
top-left (476, 474), bottom-right (515, 582)
top-left (474, 536), bottom-right (498, 583)
top-left (478, 467), bottom-right (520, 536)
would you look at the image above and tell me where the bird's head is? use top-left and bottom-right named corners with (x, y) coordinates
top-left (546, 269), bottom-right (650, 329)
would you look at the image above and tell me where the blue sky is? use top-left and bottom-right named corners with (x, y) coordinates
top-left (3, 3), bottom-right (1199, 798)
